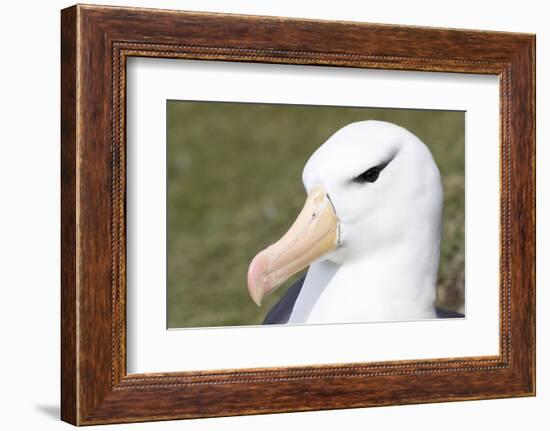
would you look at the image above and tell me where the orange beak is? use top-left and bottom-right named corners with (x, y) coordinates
top-left (247, 185), bottom-right (339, 305)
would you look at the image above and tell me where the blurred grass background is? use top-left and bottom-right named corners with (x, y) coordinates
top-left (167, 101), bottom-right (465, 328)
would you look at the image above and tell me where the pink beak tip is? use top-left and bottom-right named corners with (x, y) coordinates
top-left (247, 251), bottom-right (272, 306)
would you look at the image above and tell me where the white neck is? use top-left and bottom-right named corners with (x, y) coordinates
top-left (288, 242), bottom-right (438, 324)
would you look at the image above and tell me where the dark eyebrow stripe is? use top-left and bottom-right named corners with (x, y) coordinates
top-left (351, 160), bottom-right (391, 184)
top-left (373, 160), bottom-right (390, 172)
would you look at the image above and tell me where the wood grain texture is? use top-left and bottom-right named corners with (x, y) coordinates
top-left (60, 5), bottom-right (78, 425)
top-left (60, 4), bottom-right (535, 425)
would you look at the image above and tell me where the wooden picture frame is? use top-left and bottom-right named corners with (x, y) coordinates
top-left (61, 4), bottom-right (535, 425)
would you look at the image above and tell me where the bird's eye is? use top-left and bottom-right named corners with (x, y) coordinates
top-left (353, 165), bottom-right (385, 184)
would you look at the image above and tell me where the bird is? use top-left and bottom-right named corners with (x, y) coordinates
top-left (246, 120), bottom-right (464, 325)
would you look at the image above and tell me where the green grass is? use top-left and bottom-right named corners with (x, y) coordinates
top-left (167, 101), bottom-right (465, 328)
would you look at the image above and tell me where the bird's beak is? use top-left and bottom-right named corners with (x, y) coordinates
top-left (247, 185), bottom-right (339, 306)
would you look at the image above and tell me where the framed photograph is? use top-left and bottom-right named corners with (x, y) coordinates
top-left (61, 4), bottom-right (535, 425)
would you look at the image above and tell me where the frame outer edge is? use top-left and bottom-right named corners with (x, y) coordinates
top-left (60, 4), bottom-right (536, 424)
top-left (61, 4), bottom-right (79, 426)
top-left (523, 34), bottom-right (536, 395)
top-left (531, 35), bottom-right (536, 396)
top-left (506, 34), bottom-right (536, 395)
top-left (526, 35), bottom-right (536, 395)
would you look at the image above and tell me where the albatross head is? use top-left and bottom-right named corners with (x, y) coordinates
top-left (247, 120), bottom-right (443, 306)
